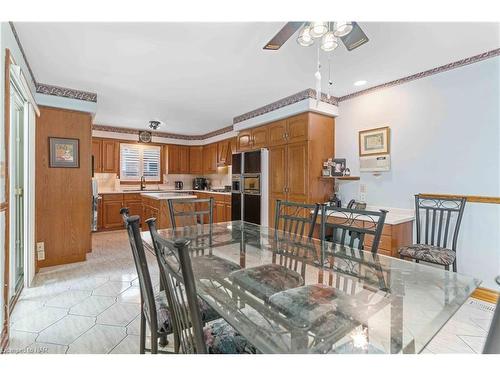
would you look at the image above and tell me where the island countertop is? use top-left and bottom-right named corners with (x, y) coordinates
top-left (140, 192), bottom-right (197, 200)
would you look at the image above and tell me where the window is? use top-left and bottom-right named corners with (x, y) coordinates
top-left (120, 143), bottom-right (161, 181)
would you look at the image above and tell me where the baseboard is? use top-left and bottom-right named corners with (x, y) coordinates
top-left (472, 287), bottom-right (499, 304)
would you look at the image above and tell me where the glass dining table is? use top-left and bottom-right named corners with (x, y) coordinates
top-left (142, 220), bottom-right (480, 354)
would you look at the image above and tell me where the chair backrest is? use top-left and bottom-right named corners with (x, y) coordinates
top-left (274, 199), bottom-right (320, 239)
top-left (320, 205), bottom-right (387, 253)
top-left (120, 209), bottom-right (158, 332)
top-left (168, 197), bottom-right (214, 229)
top-left (414, 194), bottom-right (466, 251)
top-left (146, 217), bottom-right (207, 354)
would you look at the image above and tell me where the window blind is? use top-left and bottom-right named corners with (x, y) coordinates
top-left (120, 144), bottom-right (161, 181)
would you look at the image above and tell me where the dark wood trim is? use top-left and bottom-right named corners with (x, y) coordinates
top-left (420, 193), bottom-right (500, 205)
top-left (472, 287), bottom-right (499, 304)
top-left (2, 48), bottom-right (11, 352)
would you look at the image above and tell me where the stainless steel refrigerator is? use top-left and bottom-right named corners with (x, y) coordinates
top-left (231, 149), bottom-right (269, 226)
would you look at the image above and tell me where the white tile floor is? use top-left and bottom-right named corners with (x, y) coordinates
top-left (5, 230), bottom-right (495, 354)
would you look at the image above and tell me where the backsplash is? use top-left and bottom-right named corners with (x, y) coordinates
top-left (163, 166), bottom-right (232, 189)
top-left (94, 172), bottom-right (120, 190)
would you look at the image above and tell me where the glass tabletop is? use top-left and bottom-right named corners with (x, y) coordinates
top-left (142, 220), bottom-right (480, 354)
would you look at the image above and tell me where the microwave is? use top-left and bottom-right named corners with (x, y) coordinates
top-left (243, 174), bottom-right (261, 195)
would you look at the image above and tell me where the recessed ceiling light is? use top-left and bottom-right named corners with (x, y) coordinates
top-left (354, 80), bottom-right (367, 87)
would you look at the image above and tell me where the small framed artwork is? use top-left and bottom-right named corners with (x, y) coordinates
top-left (49, 137), bottom-right (80, 168)
top-left (332, 158), bottom-right (346, 176)
top-left (359, 126), bottom-right (390, 156)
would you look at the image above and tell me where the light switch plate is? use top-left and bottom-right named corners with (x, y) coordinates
top-left (359, 184), bottom-right (367, 202)
top-left (36, 242), bottom-right (44, 252)
top-left (37, 251), bottom-right (45, 261)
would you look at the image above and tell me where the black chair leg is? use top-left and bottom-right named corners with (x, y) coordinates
top-left (140, 311), bottom-right (146, 354)
top-left (174, 332), bottom-right (180, 353)
top-left (452, 261), bottom-right (457, 272)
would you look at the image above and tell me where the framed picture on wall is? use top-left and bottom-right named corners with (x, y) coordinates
top-left (49, 137), bottom-right (80, 168)
top-left (359, 126), bottom-right (390, 156)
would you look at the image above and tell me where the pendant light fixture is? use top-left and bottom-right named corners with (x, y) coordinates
top-left (297, 25), bottom-right (314, 46)
top-left (309, 22), bottom-right (328, 38)
top-left (321, 23), bottom-right (338, 52)
top-left (333, 21), bottom-right (353, 37)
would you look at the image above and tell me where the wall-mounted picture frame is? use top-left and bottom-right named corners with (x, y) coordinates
top-left (332, 158), bottom-right (346, 176)
top-left (359, 126), bottom-right (390, 156)
top-left (49, 137), bottom-right (80, 168)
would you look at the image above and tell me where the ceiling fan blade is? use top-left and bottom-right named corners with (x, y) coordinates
top-left (340, 22), bottom-right (369, 51)
top-left (263, 22), bottom-right (304, 50)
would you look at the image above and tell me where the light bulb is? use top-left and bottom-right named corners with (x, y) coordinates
top-left (310, 22), bottom-right (328, 38)
top-left (320, 32), bottom-right (338, 52)
top-left (297, 26), bottom-right (314, 47)
top-left (334, 22), bottom-right (353, 37)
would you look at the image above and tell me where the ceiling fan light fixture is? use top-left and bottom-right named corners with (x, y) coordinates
top-left (320, 32), bottom-right (338, 52)
top-left (333, 22), bottom-right (353, 37)
top-left (297, 26), bottom-right (314, 47)
top-left (309, 22), bottom-right (328, 38)
top-left (148, 120), bottom-right (161, 130)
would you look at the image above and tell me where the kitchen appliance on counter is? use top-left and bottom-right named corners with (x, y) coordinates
top-left (193, 177), bottom-right (208, 190)
top-left (231, 149), bottom-right (269, 226)
top-left (174, 181), bottom-right (183, 190)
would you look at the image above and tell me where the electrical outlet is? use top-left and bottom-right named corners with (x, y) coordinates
top-left (36, 242), bottom-right (44, 252)
top-left (37, 251), bottom-right (45, 261)
top-left (359, 184), bottom-right (367, 202)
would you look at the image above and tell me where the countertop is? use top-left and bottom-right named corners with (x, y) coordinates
top-left (98, 188), bottom-right (231, 196)
top-left (319, 205), bottom-right (415, 226)
top-left (140, 192), bottom-right (198, 200)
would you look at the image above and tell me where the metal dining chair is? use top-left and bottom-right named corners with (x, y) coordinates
top-left (320, 204), bottom-right (388, 253)
top-left (146, 218), bottom-right (257, 354)
top-left (483, 276), bottom-right (500, 354)
top-left (229, 200), bottom-right (320, 302)
top-left (121, 210), bottom-right (174, 354)
top-left (398, 194), bottom-right (466, 271)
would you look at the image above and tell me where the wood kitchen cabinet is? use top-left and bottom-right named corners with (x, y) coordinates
top-left (166, 145), bottom-right (190, 174)
top-left (268, 112), bottom-right (335, 228)
top-left (217, 140), bottom-right (232, 166)
top-left (195, 192), bottom-right (231, 223)
top-left (92, 139), bottom-right (103, 173)
top-left (101, 194), bottom-right (124, 230)
top-left (202, 143), bottom-right (218, 174)
top-left (189, 146), bottom-right (203, 174)
top-left (102, 139), bottom-right (120, 174)
top-left (236, 126), bottom-right (268, 151)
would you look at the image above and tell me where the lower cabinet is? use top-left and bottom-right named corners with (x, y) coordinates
top-left (195, 192), bottom-right (231, 223)
top-left (102, 194), bottom-right (124, 230)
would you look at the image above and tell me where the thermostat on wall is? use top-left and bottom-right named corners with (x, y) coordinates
top-left (360, 154), bottom-right (391, 172)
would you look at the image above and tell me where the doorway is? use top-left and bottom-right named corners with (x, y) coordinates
top-left (9, 84), bottom-right (25, 301)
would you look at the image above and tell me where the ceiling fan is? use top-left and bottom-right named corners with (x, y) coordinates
top-left (263, 21), bottom-right (369, 51)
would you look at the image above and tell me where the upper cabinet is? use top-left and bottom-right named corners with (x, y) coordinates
top-left (92, 139), bottom-right (103, 173)
top-left (166, 145), bottom-right (190, 174)
top-left (217, 138), bottom-right (234, 166)
top-left (236, 126), bottom-right (268, 152)
top-left (268, 114), bottom-right (308, 146)
top-left (202, 143), bottom-right (218, 174)
top-left (189, 146), bottom-right (203, 175)
top-left (101, 139), bottom-right (120, 174)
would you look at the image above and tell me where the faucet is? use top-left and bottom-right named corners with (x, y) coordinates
top-left (140, 176), bottom-right (146, 191)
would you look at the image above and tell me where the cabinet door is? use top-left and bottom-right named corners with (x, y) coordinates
top-left (214, 200), bottom-right (225, 223)
top-left (224, 202), bottom-right (231, 222)
top-left (287, 141), bottom-right (308, 201)
top-left (103, 201), bottom-right (124, 229)
top-left (97, 197), bottom-right (103, 230)
top-left (102, 140), bottom-right (119, 174)
top-left (269, 145), bottom-right (287, 197)
top-left (268, 120), bottom-right (287, 147)
top-left (286, 113), bottom-right (309, 143)
top-left (252, 126), bottom-right (268, 149)
top-left (92, 139), bottom-right (103, 173)
top-left (203, 143), bottom-right (217, 174)
top-left (127, 201), bottom-right (143, 226)
top-left (189, 146), bottom-right (203, 174)
top-left (179, 146), bottom-right (190, 173)
top-left (167, 145), bottom-right (179, 174)
top-left (217, 141), bottom-right (229, 166)
top-left (237, 130), bottom-right (252, 151)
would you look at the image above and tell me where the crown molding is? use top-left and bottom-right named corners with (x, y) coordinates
top-left (36, 83), bottom-right (97, 102)
top-left (8, 21), bottom-right (37, 87)
top-left (92, 124), bottom-right (234, 141)
top-left (337, 48), bottom-right (500, 102)
top-left (233, 88), bottom-right (338, 124)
